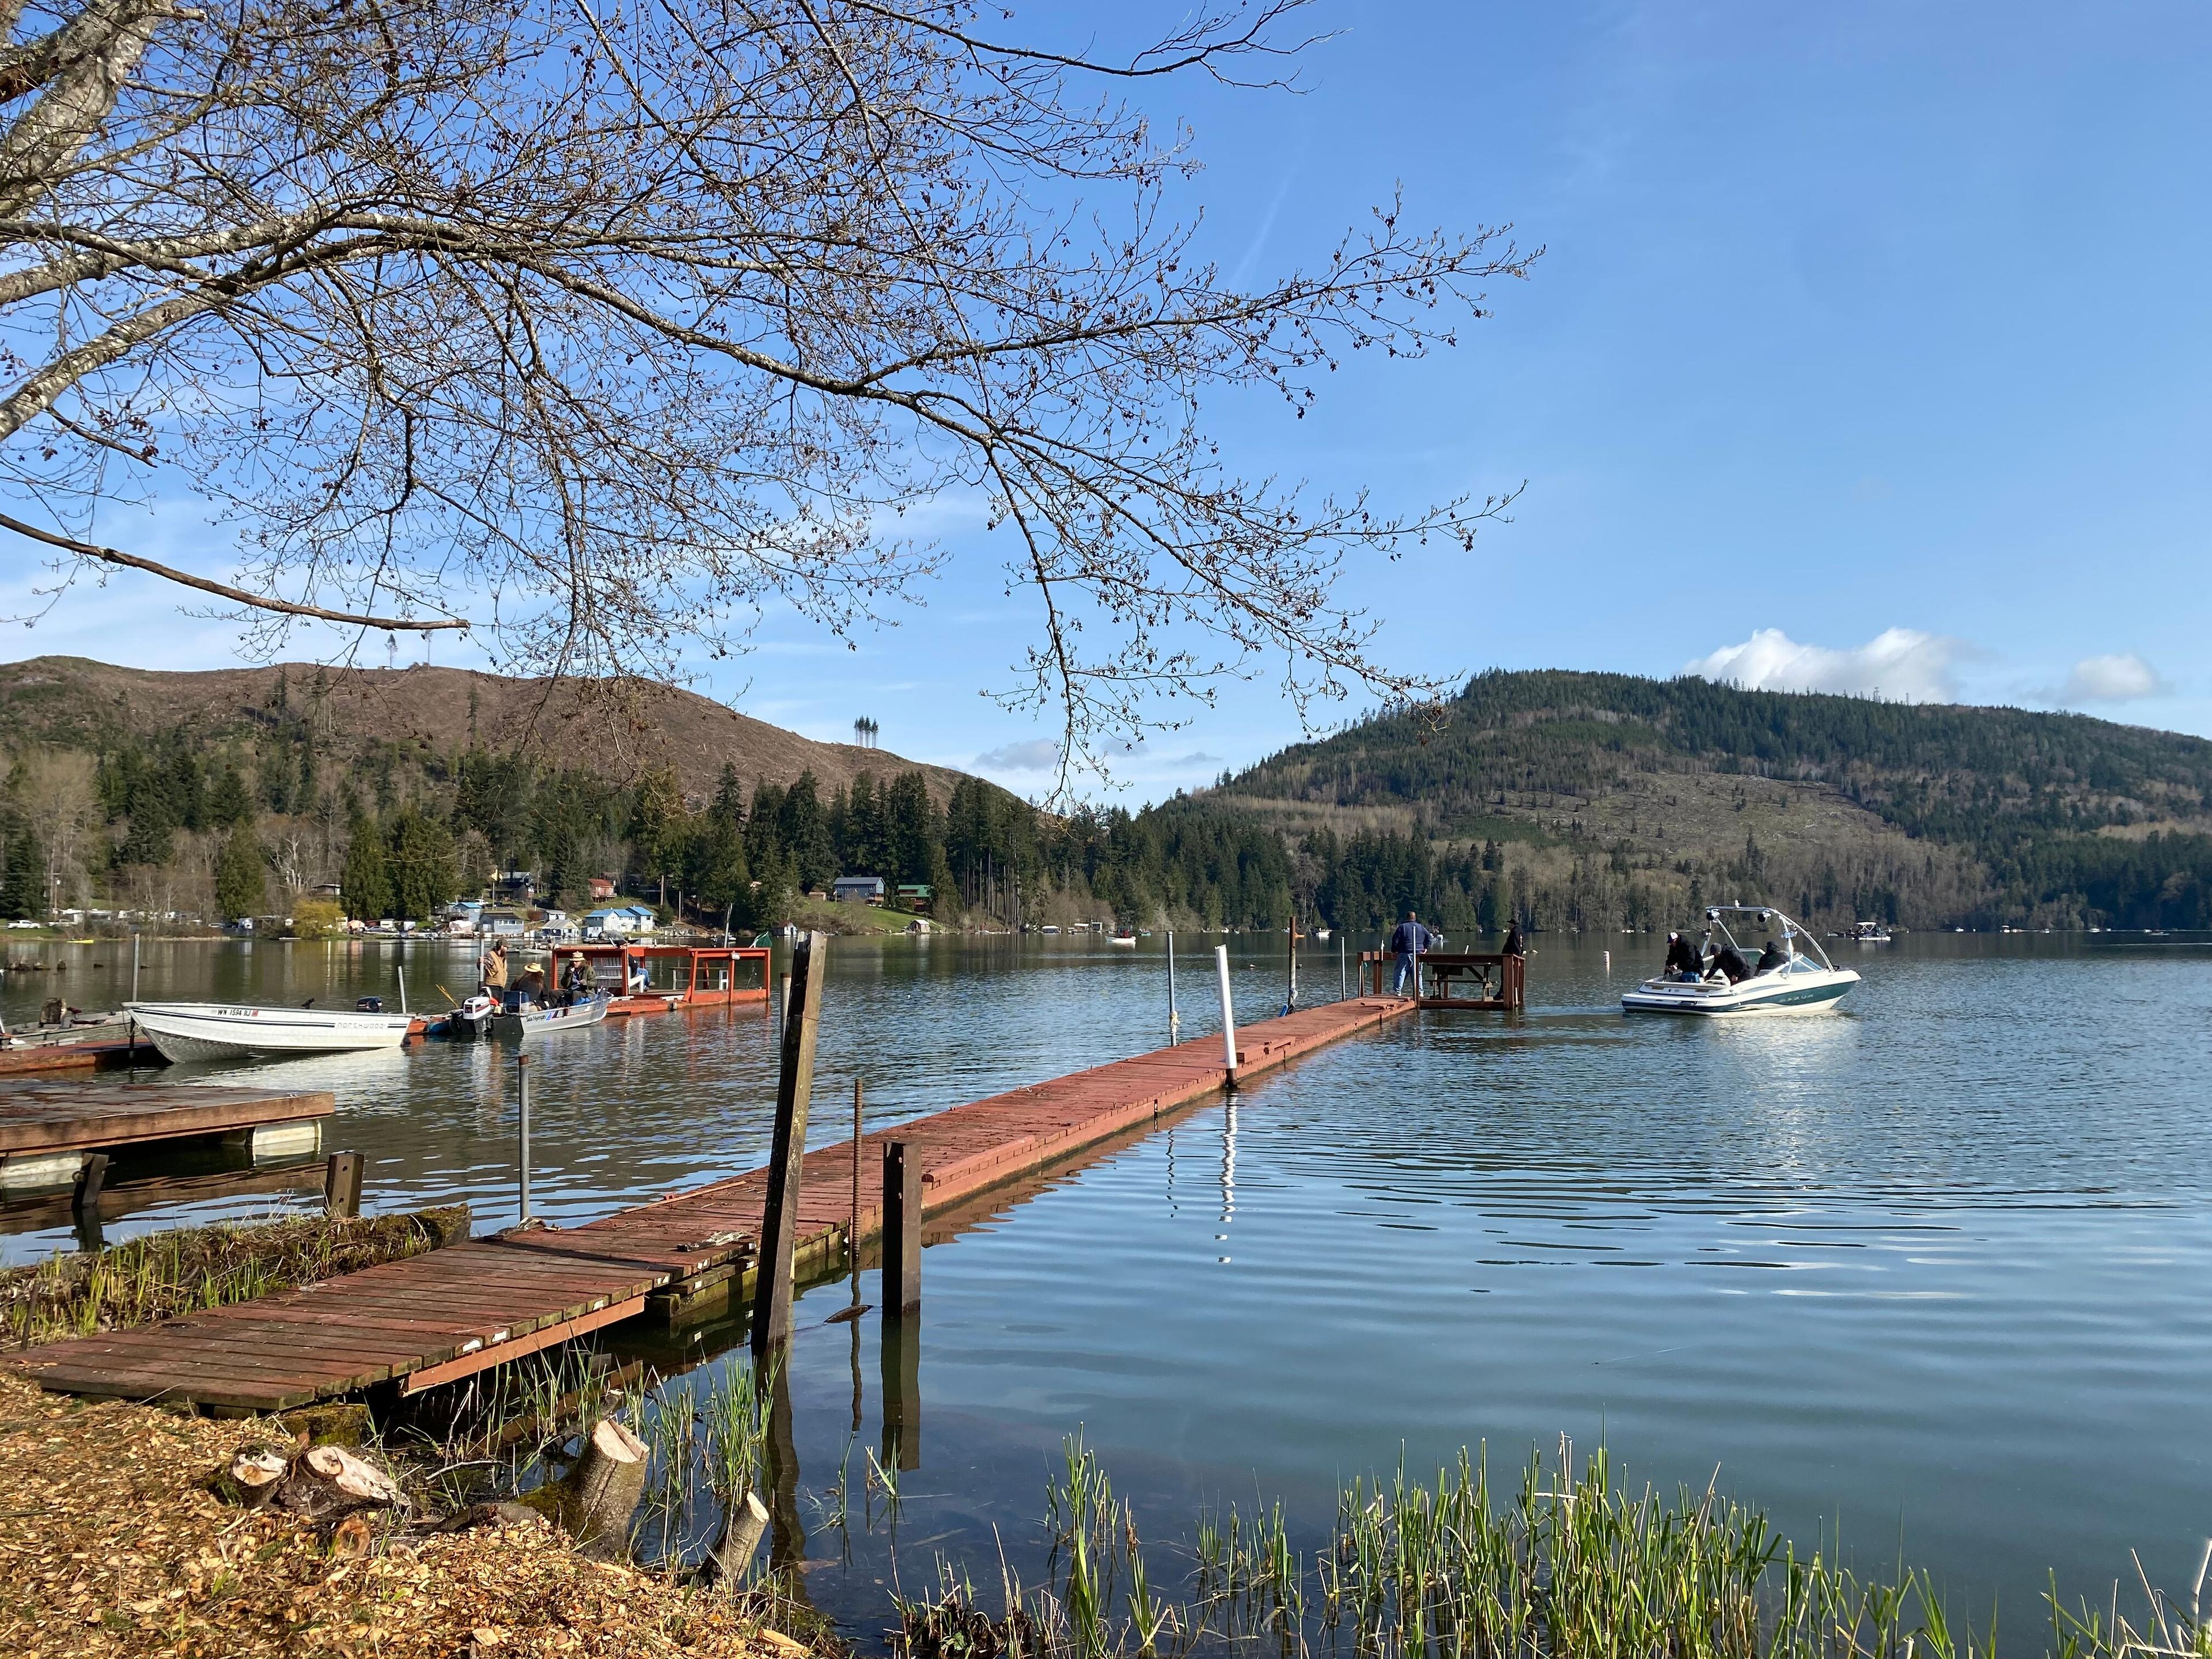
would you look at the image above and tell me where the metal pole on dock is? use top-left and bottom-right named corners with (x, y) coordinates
top-left (1283, 919), bottom-right (1296, 1016)
top-left (517, 1052), bottom-right (532, 1224)
top-left (1166, 930), bottom-right (1179, 1038)
top-left (130, 931), bottom-right (139, 1002)
top-left (850, 1077), bottom-right (863, 1275)
top-left (1339, 934), bottom-right (1347, 1000)
top-left (397, 964), bottom-right (408, 1016)
top-left (1215, 945), bottom-right (1237, 1081)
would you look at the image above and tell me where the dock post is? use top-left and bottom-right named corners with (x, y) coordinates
top-left (517, 1053), bottom-right (532, 1224)
top-left (325, 1152), bottom-right (363, 1219)
top-left (1215, 945), bottom-right (1237, 1082)
top-left (1283, 919), bottom-right (1296, 1014)
top-left (753, 931), bottom-right (826, 1358)
top-left (397, 964), bottom-right (408, 1016)
top-left (778, 972), bottom-right (791, 1031)
top-left (1339, 934), bottom-right (1347, 1000)
top-left (130, 931), bottom-right (139, 1002)
top-left (1166, 930), bottom-right (1179, 1037)
top-left (850, 1077), bottom-right (863, 1270)
top-left (881, 1139), bottom-right (922, 1314)
top-left (72, 1152), bottom-right (108, 1251)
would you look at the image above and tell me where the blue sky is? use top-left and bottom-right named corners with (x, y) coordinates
top-left (6, 1), bottom-right (2208, 801)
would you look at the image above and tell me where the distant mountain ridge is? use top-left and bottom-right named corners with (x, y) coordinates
top-left (0, 656), bottom-right (970, 804)
top-left (1187, 670), bottom-right (2212, 930)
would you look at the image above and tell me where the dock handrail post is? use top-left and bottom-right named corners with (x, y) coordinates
top-left (882, 1138), bottom-right (922, 1314)
top-left (516, 1052), bottom-right (532, 1223)
top-left (1339, 934), bottom-right (1347, 1001)
top-left (1284, 916), bottom-right (1297, 1014)
top-left (325, 1151), bottom-right (363, 1219)
top-left (850, 1077), bottom-right (863, 1273)
top-left (754, 930), bottom-right (827, 1357)
top-left (1215, 945), bottom-right (1237, 1081)
top-left (397, 964), bottom-right (408, 1016)
top-left (130, 931), bottom-right (139, 1002)
top-left (1166, 930), bottom-right (1179, 1037)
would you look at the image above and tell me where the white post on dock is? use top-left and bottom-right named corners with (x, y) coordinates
top-left (1339, 934), bottom-right (1347, 1001)
top-left (1215, 945), bottom-right (1237, 1080)
top-left (396, 964), bottom-right (408, 1015)
top-left (130, 931), bottom-right (139, 1002)
top-left (1166, 930), bottom-right (1179, 1037)
top-left (517, 1052), bottom-right (532, 1224)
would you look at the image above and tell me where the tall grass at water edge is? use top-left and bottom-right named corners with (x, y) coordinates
top-left (901, 1436), bottom-right (2212, 1659)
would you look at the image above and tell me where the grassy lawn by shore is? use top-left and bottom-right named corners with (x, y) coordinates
top-left (783, 895), bottom-right (934, 936)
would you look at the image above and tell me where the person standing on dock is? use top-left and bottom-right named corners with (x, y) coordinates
top-left (1387, 910), bottom-right (1437, 996)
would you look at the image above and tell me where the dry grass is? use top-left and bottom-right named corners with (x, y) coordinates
top-left (0, 1207), bottom-right (470, 1351)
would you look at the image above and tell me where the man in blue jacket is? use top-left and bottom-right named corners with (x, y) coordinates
top-left (1387, 910), bottom-right (1438, 995)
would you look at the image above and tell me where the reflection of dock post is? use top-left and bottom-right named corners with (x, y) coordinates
top-left (754, 933), bottom-right (826, 1359)
top-left (763, 1346), bottom-right (806, 1571)
top-left (880, 1308), bottom-right (921, 1472)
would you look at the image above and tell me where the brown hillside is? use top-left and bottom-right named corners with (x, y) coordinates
top-left (0, 657), bottom-right (974, 804)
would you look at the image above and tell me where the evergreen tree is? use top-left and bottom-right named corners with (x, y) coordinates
top-left (0, 812), bottom-right (42, 919)
top-left (214, 828), bottom-right (266, 919)
top-left (387, 808), bottom-right (457, 923)
top-left (207, 766), bottom-right (254, 828)
top-left (340, 811), bottom-right (392, 919)
top-left (778, 772), bottom-right (836, 889)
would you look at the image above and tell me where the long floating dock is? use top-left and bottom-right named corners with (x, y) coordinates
top-left (15, 995), bottom-right (1414, 1411)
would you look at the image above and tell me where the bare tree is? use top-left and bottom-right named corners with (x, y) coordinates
top-left (0, 0), bottom-right (1531, 787)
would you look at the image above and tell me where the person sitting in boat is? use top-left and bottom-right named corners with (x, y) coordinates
top-left (562, 953), bottom-right (593, 1006)
top-left (1711, 938), bottom-right (1753, 983)
top-left (1663, 931), bottom-right (1702, 980)
top-left (1386, 910), bottom-right (1438, 995)
top-left (1755, 937), bottom-right (1790, 976)
top-left (626, 955), bottom-right (649, 995)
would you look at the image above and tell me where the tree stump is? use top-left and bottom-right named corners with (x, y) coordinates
top-left (229, 1449), bottom-right (289, 1508)
top-left (564, 1417), bottom-right (649, 1554)
top-left (703, 1489), bottom-right (769, 1586)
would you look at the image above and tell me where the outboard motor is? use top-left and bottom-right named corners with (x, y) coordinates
top-left (354, 995), bottom-right (385, 1013)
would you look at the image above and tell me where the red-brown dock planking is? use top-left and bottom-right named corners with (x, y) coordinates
top-left (15, 995), bottom-right (1415, 1411)
top-left (0, 1079), bottom-right (333, 1166)
top-left (0, 1035), bottom-right (163, 1077)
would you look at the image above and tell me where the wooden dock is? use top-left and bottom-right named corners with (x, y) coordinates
top-left (15, 995), bottom-right (1414, 1411)
top-left (0, 1080), bottom-right (333, 1190)
top-left (0, 1034), bottom-right (162, 1076)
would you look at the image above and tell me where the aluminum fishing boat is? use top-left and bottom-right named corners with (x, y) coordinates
top-left (493, 993), bottom-right (611, 1040)
top-left (123, 1001), bottom-right (416, 1062)
top-left (1621, 906), bottom-right (1860, 1016)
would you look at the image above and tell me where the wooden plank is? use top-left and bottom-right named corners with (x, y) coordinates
top-left (399, 1295), bottom-right (649, 1393)
top-left (0, 1080), bottom-right (334, 1155)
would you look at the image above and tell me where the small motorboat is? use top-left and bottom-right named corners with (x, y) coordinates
top-left (1622, 906), bottom-right (1860, 1016)
top-left (445, 994), bottom-right (499, 1040)
top-left (1845, 921), bottom-right (1893, 944)
top-left (493, 993), bottom-right (611, 1040)
top-left (1109, 929), bottom-right (1137, 947)
top-left (123, 1000), bottom-right (415, 1062)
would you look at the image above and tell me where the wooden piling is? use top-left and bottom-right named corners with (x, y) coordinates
top-left (881, 1139), bottom-right (922, 1314)
top-left (324, 1152), bottom-right (363, 1219)
top-left (71, 1151), bottom-right (108, 1222)
top-left (751, 931), bottom-right (825, 1357)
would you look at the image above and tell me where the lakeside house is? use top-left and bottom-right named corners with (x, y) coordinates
top-left (895, 882), bottom-right (934, 914)
top-left (582, 904), bottom-right (657, 939)
top-left (586, 876), bottom-right (619, 900)
top-left (832, 875), bottom-right (887, 906)
top-left (476, 906), bottom-right (531, 938)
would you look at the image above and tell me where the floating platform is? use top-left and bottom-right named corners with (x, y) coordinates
top-left (15, 995), bottom-right (1414, 1410)
top-left (0, 1034), bottom-right (163, 1076)
top-left (0, 1080), bottom-right (333, 1191)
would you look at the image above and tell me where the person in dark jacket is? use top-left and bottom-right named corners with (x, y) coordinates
top-left (1662, 931), bottom-right (1701, 978)
top-left (1713, 941), bottom-right (1753, 983)
top-left (1503, 919), bottom-right (1525, 959)
top-left (1755, 937), bottom-right (1789, 976)
top-left (1387, 911), bottom-right (1437, 995)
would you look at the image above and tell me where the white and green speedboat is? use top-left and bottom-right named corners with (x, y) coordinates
top-left (1622, 905), bottom-right (1860, 1016)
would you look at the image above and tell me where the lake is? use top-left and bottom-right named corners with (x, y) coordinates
top-left (6, 929), bottom-right (2210, 1638)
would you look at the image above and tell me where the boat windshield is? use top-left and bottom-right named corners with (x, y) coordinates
top-left (1698, 906), bottom-right (1838, 974)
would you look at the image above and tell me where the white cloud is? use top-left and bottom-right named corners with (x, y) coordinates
top-left (975, 738), bottom-right (1059, 771)
top-left (2062, 652), bottom-right (2165, 703)
top-left (1684, 627), bottom-right (1962, 702)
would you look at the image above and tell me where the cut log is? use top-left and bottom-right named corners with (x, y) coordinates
top-left (302, 1444), bottom-right (402, 1506)
top-left (565, 1416), bottom-right (648, 1554)
top-left (229, 1449), bottom-right (289, 1507)
top-left (702, 1488), bottom-right (768, 1586)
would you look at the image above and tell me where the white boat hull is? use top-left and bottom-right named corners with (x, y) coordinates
top-left (494, 995), bottom-right (610, 1039)
top-left (1620, 967), bottom-right (1859, 1016)
top-left (124, 1002), bottom-right (415, 1062)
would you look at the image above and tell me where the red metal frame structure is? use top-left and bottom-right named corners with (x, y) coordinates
top-left (540, 942), bottom-right (771, 1016)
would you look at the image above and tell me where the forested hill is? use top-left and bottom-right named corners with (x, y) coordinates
top-left (1166, 670), bottom-right (2212, 933)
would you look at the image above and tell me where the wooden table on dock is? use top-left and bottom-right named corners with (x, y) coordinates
top-left (1356, 949), bottom-right (1525, 1009)
top-left (0, 1079), bottom-right (334, 1190)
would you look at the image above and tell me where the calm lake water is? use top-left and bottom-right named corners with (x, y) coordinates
top-left (6, 930), bottom-right (2212, 1635)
